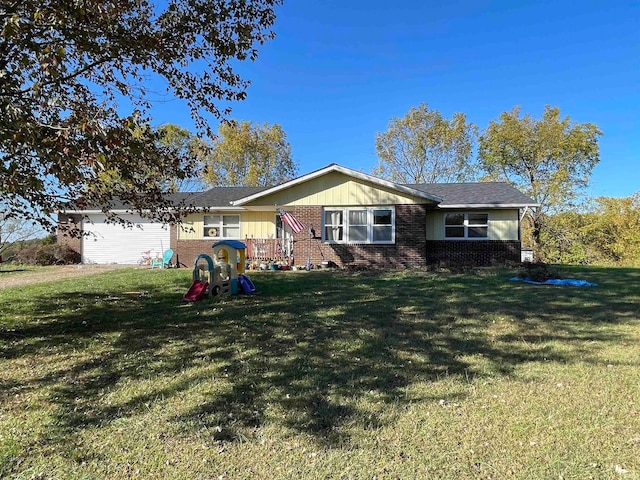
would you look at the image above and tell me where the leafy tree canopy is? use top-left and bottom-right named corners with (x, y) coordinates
top-left (537, 209), bottom-right (594, 265)
top-left (156, 124), bottom-right (209, 193)
top-left (581, 193), bottom-right (640, 267)
top-left (1, 0), bottom-right (281, 232)
top-left (536, 193), bottom-right (640, 267)
top-left (374, 103), bottom-right (478, 184)
top-left (479, 105), bottom-right (602, 249)
top-left (203, 120), bottom-right (297, 187)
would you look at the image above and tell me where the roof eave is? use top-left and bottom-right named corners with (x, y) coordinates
top-left (200, 205), bottom-right (247, 210)
top-left (437, 203), bottom-right (540, 209)
top-left (59, 209), bottom-right (131, 214)
top-left (61, 203), bottom-right (253, 214)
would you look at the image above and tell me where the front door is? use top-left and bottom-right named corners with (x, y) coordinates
top-left (275, 214), bottom-right (294, 261)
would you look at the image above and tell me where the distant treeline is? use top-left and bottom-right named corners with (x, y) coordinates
top-left (2, 235), bottom-right (80, 266)
top-left (531, 193), bottom-right (640, 267)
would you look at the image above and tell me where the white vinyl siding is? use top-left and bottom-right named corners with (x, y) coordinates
top-left (82, 214), bottom-right (170, 264)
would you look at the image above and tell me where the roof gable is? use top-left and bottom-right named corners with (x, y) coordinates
top-left (231, 164), bottom-right (443, 206)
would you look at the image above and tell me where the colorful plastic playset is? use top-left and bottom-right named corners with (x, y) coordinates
top-left (183, 240), bottom-right (255, 302)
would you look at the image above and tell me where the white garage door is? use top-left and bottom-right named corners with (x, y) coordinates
top-left (83, 214), bottom-right (171, 264)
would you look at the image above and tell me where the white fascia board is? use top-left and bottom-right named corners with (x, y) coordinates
top-left (60, 209), bottom-right (131, 214)
top-left (237, 205), bottom-right (278, 212)
top-left (199, 206), bottom-right (246, 210)
top-left (63, 205), bottom-right (247, 214)
top-left (437, 203), bottom-right (541, 209)
top-left (231, 164), bottom-right (443, 205)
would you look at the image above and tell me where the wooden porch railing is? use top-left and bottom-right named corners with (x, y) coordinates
top-left (244, 237), bottom-right (294, 264)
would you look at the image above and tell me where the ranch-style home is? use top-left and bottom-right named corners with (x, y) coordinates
top-left (57, 163), bottom-right (538, 268)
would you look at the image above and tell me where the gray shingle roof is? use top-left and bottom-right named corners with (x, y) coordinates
top-left (61, 191), bottom-right (202, 211)
top-left (61, 189), bottom-right (262, 211)
top-left (186, 186), bottom-right (268, 207)
top-left (406, 182), bottom-right (538, 207)
top-left (192, 182), bottom-right (537, 208)
top-left (63, 172), bottom-right (536, 212)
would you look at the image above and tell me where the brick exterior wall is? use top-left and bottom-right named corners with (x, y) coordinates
top-left (173, 241), bottom-right (218, 268)
top-left (170, 224), bottom-right (209, 268)
top-left (284, 204), bottom-right (429, 269)
top-left (60, 211), bottom-right (520, 269)
top-left (425, 240), bottom-right (521, 266)
top-left (56, 213), bottom-right (82, 254)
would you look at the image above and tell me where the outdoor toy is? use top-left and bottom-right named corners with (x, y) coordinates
top-left (212, 239), bottom-right (247, 294)
top-left (183, 240), bottom-right (254, 301)
top-left (238, 274), bottom-right (256, 294)
top-left (182, 278), bottom-right (209, 302)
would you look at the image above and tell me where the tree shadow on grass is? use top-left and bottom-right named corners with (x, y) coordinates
top-left (1, 267), bottom-right (638, 450)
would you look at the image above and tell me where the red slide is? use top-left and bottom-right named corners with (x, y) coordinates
top-left (183, 280), bottom-right (209, 302)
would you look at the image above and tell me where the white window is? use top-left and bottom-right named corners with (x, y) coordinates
top-left (445, 213), bottom-right (488, 239)
top-left (372, 209), bottom-right (393, 242)
top-left (348, 209), bottom-right (368, 242)
top-left (324, 210), bottom-right (344, 241)
top-left (203, 214), bottom-right (240, 238)
top-left (323, 207), bottom-right (395, 244)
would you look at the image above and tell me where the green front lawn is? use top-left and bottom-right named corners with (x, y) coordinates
top-left (1, 266), bottom-right (639, 479)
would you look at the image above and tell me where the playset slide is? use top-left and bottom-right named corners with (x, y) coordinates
top-left (238, 274), bottom-right (256, 294)
top-left (183, 279), bottom-right (209, 302)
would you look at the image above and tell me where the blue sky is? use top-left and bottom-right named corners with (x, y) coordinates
top-left (150, 0), bottom-right (639, 198)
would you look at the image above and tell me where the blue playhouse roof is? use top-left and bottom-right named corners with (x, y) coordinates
top-left (212, 240), bottom-right (247, 250)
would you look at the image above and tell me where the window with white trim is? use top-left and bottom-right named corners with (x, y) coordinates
top-left (445, 213), bottom-right (488, 239)
top-left (203, 214), bottom-right (240, 238)
top-left (323, 207), bottom-right (395, 244)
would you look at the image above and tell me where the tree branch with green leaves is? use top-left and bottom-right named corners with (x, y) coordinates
top-left (1, 0), bottom-right (281, 233)
top-left (374, 103), bottom-right (478, 184)
top-left (203, 120), bottom-right (297, 187)
top-left (478, 105), bottom-right (602, 254)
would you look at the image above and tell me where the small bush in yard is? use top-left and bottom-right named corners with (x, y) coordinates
top-left (15, 244), bottom-right (80, 265)
top-left (519, 261), bottom-right (561, 282)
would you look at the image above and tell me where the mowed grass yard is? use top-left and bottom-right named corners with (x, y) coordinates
top-left (0, 266), bottom-right (639, 479)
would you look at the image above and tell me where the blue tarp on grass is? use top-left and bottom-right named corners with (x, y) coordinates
top-left (510, 277), bottom-right (598, 287)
